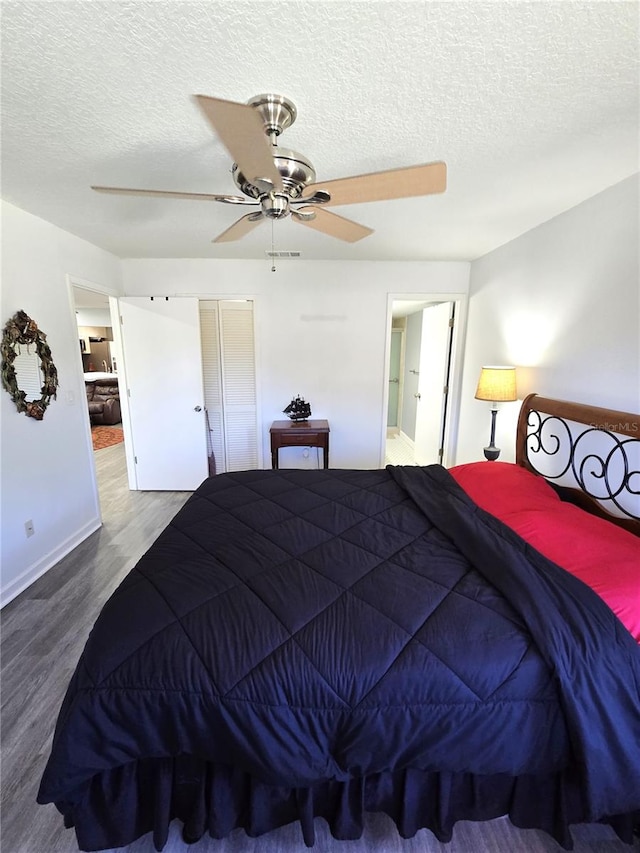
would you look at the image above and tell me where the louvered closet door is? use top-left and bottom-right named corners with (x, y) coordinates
top-left (199, 300), bottom-right (259, 473)
top-left (219, 301), bottom-right (259, 471)
top-left (199, 302), bottom-right (226, 475)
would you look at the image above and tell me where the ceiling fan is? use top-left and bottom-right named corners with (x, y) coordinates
top-left (92, 94), bottom-right (447, 244)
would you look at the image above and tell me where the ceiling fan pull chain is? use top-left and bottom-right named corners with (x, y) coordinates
top-left (271, 219), bottom-right (276, 273)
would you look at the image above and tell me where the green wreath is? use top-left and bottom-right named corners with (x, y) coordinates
top-left (1, 310), bottom-right (58, 420)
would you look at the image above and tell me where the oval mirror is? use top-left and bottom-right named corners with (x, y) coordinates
top-left (1, 310), bottom-right (58, 420)
top-left (13, 347), bottom-right (44, 398)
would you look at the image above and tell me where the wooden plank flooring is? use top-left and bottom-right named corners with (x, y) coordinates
top-left (1, 444), bottom-right (637, 852)
top-left (1, 443), bottom-right (191, 853)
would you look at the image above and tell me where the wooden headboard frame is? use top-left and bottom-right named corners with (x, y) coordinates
top-left (516, 393), bottom-right (640, 536)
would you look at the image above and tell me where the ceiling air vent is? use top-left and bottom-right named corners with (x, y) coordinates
top-left (265, 251), bottom-right (302, 258)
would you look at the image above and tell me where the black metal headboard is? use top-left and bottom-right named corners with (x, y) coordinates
top-left (516, 394), bottom-right (640, 536)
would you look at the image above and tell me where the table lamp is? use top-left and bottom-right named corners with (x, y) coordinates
top-left (474, 366), bottom-right (517, 460)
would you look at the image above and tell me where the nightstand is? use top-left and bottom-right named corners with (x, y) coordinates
top-left (269, 419), bottom-right (330, 469)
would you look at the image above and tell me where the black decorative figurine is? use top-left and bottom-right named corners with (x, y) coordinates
top-left (283, 395), bottom-right (311, 421)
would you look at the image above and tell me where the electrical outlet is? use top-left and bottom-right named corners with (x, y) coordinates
top-left (25, 519), bottom-right (35, 538)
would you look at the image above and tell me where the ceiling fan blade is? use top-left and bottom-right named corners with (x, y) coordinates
top-left (213, 212), bottom-right (265, 243)
top-left (91, 185), bottom-right (255, 205)
top-left (292, 207), bottom-right (373, 243)
top-left (303, 161), bottom-right (446, 206)
top-left (194, 95), bottom-right (283, 193)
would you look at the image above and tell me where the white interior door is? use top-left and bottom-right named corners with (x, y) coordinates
top-left (119, 297), bottom-right (208, 490)
top-left (414, 302), bottom-right (453, 466)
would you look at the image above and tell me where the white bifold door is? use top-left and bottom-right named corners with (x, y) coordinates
top-left (199, 300), bottom-right (259, 474)
top-left (119, 297), bottom-right (209, 490)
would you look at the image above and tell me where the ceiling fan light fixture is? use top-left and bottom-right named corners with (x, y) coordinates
top-left (260, 193), bottom-right (289, 219)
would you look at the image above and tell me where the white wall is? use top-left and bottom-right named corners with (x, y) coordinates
top-left (1, 201), bottom-right (123, 605)
top-left (457, 175), bottom-right (639, 464)
top-left (121, 259), bottom-right (470, 470)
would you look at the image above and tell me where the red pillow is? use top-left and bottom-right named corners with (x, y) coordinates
top-left (449, 462), bottom-right (640, 643)
top-left (449, 461), bottom-right (560, 515)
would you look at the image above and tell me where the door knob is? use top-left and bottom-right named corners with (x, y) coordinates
top-left (194, 405), bottom-right (202, 412)
top-left (414, 393), bottom-right (421, 399)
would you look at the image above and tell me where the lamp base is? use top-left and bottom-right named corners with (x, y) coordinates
top-left (483, 445), bottom-right (500, 461)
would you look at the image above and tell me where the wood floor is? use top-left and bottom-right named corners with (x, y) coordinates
top-left (1, 444), bottom-right (638, 853)
top-left (1, 443), bottom-right (191, 853)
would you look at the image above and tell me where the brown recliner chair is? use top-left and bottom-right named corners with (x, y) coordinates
top-left (86, 378), bottom-right (121, 426)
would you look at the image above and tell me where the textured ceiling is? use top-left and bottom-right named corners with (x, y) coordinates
top-left (1, 1), bottom-right (638, 261)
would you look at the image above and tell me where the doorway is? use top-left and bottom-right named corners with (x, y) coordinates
top-left (68, 277), bottom-right (125, 519)
top-left (383, 296), bottom-right (463, 468)
top-left (69, 286), bottom-right (262, 500)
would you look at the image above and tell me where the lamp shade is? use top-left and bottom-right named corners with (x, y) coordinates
top-left (474, 366), bottom-right (517, 402)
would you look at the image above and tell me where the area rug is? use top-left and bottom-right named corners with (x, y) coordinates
top-left (91, 425), bottom-right (124, 451)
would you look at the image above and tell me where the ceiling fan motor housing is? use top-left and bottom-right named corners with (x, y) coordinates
top-left (231, 93), bottom-right (316, 205)
top-left (232, 147), bottom-right (316, 201)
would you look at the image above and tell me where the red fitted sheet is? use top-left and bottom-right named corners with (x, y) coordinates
top-left (449, 462), bottom-right (640, 643)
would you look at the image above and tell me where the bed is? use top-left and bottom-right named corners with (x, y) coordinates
top-left (37, 394), bottom-right (640, 851)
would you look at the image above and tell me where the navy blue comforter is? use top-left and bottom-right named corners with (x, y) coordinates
top-left (38, 466), bottom-right (640, 850)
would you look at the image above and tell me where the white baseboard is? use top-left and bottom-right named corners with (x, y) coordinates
top-left (0, 517), bottom-right (102, 608)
